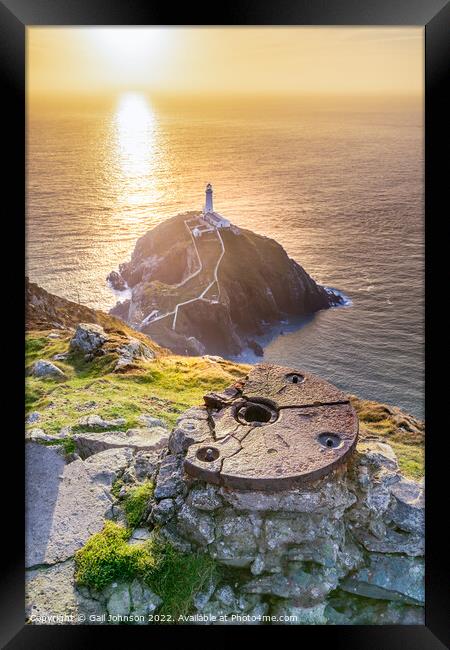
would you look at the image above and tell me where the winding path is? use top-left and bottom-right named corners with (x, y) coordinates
top-left (140, 220), bottom-right (226, 332)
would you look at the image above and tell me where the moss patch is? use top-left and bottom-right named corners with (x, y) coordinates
top-left (74, 522), bottom-right (218, 620)
top-left (123, 481), bottom-right (154, 528)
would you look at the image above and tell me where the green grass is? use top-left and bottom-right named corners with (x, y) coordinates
top-left (74, 521), bottom-right (219, 620)
top-left (25, 329), bottom-right (249, 437)
top-left (350, 395), bottom-right (424, 479)
top-left (123, 481), bottom-right (154, 528)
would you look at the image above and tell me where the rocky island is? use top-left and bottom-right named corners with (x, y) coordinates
top-left (108, 186), bottom-right (343, 356)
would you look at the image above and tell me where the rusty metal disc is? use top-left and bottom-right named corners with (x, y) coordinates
top-left (183, 364), bottom-right (358, 491)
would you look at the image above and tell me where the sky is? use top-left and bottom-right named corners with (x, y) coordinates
top-left (28, 27), bottom-right (423, 99)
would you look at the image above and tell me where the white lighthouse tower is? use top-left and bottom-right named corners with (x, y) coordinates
top-left (204, 183), bottom-right (213, 214)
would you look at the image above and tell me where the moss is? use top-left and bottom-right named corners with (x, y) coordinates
top-left (75, 522), bottom-right (219, 620)
top-left (123, 481), bottom-right (154, 528)
top-left (74, 521), bottom-right (156, 591)
top-left (111, 478), bottom-right (125, 500)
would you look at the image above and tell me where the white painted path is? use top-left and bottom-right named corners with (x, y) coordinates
top-left (140, 221), bottom-right (226, 332)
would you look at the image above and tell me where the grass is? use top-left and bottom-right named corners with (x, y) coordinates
top-left (123, 481), bottom-right (154, 528)
top-left (74, 521), bottom-right (219, 620)
top-left (25, 329), bottom-right (249, 437)
top-left (351, 395), bottom-right (424, 479)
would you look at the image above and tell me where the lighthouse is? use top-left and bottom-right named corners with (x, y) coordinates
top-left (204, 183), bottom-right (213, 214)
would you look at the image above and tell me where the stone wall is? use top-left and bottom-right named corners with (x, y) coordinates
top-left (148, 405), bottom-right (424, 624)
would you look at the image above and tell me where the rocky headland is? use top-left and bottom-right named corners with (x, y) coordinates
top-left (108, 212), bottom-right (344, 356)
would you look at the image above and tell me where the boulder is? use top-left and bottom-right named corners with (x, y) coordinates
top-left (26, 411), bottom-right (41, 424)
top-left (154, 455), bottom-right (185, 500)
top-left (26, 444), bottom-right (132, 567)
top-left (388, 477), bottom-right (424, 535)
top-left (31, 359), bottom-right (65, 379)
top-left (26, 559), bottom-right (104, 624)
top-left (138, 414), bottom-right (167, 429)
top-left (107, 270), bottom-right (127, 291)
top-left (340, 554), bottom-right (424, 606)
top-left (176, 504), bottom-right (215, 546)
top-left (77, 415), bottom-right (126, 429)
top-left (106, 583), bottom-right (131, 618)
top-left (73, 429), bottom-right (168, 459)
top-left (69, 323), bottom-right (107, 355)
top-left (114, 338), bottom-right (155, 371)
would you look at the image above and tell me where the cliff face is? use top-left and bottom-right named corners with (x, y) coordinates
top-left (25, 277), bottom-right (164, 356)
top-left (109, 212), bottom-right (342, 356)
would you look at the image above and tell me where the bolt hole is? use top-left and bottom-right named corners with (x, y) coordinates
top-left (244, 404), bottom-right (271, 423)
top-left (286, 373), bottom-right (305, 385)
top-left (196, 446), bottom-right (219, 462)
top-left (318, 432), bottom-right (342, 449)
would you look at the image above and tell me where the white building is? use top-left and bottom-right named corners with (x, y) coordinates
top-left (202, 183), bottom-right (231, 229)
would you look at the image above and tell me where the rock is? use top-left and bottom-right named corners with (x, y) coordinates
top-left (53, 352), bottom-right (68, 361)
top-left (340, 554), bottom-right (424, 605)
top-left (31, 359), bottom-right (65, 379)
top-left (69, 323), bottom-right (107, 355)
top-left (169, 415), bottom-right (211, 454)
top-left (215, 585), bottom-right (237, 608)
top-left (188, 485), bottom-right (223, 511)
top-left (353, 527), bottom-right (424, 557)
top-left (77, 414), bottom-right (126, 429)
top-left (244, 565), bottom-right (340, 604)
top-left (26, 559), bottom-right (105, 624)
top-left (106, 583), bottom-right (131, 617)
top-left (220, 476), bottom-right (356, 514)
top-left (388, 477), bottom-right (424, 534)
top-left (26, 411), bottom-right (41, 424)
top-left (358, 442), bottom-right (399, 471)
top-left (134, 450), bottom-right (161, 481)
top-left (247, 339), bottom-right (264, 357)
top-left (151, 498), bottom-right (175, 524)
top-left (130, 528), bottom-right (152, 544)
top-left (73, 429), bottom-right (168, 458)
top-left (26, 444), bottom-right (132, 567)
top-left (138, 414), bottom-right (167, 429)
top-left (129, 580), bottom-right (162, 618)
top-left (47, 332), bottom-right (61, 339)
top-left (271, 601), bottom-right (327, 625)
top-left (25, 428), bottom-right (61, 443)
top-left (154, 455), bottom-right (185, 499)
top-left (111, 212), bottom-right (333, 356)
top-left (114, 338), bottom-right (155, 371)
top-left (194, 579), bottom-right (217, 610)
top-left (107, 270), bottom-right (127, 291)
top-left (210, 511), bottom-right (259, 567)
top-left (176, 504), bottom-right (215, 546)
top-left (326, 591), bottom-right (425, 625)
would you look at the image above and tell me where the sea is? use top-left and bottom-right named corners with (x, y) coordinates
top-left (27, 93), bottom-right (424, 418)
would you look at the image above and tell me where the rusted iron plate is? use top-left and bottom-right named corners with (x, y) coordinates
top-left (242, 363), bottom-right (349, 408)
top-left (183, 364), bottom-right (358, 491)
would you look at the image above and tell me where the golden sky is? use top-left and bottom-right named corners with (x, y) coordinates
top-left (28, 27), bottom-right (423, 98)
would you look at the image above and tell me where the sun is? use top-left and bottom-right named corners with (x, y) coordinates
top-left (87, 28), bottom-right (170, 78)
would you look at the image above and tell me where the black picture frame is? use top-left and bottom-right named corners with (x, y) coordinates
top-left (1, 0), bottom-right (448, 646)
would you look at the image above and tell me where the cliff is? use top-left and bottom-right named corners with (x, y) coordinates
top-left (109, 212), bottom-right (343, 356)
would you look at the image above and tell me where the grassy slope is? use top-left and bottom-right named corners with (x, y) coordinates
top-left (25, 330), bottom-right (424, 478)
top-left (26, 329), bottom-right (249, 435)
